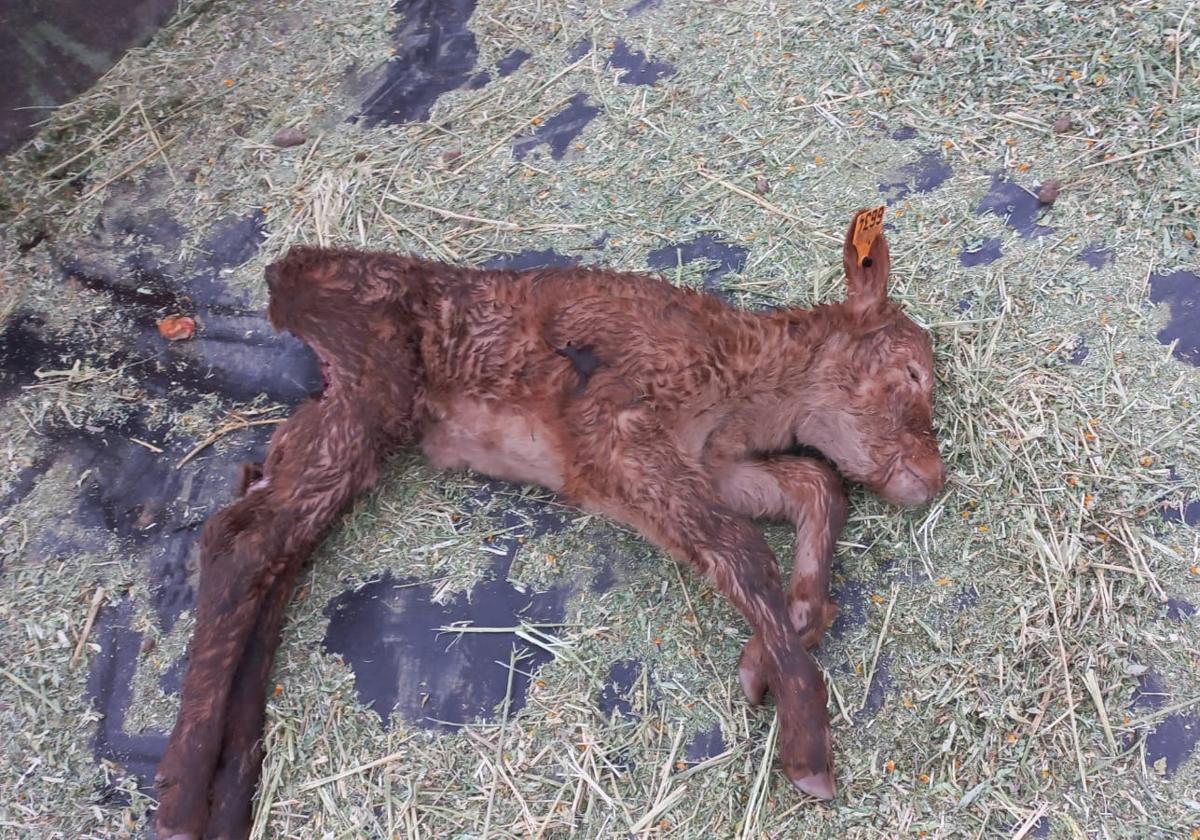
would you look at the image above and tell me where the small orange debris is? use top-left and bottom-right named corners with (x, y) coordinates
top-left (813, 155), bottom-right (824, 165)
top-left (1069, 69), bottom-right (1081, 80)
top-left (935, 576), bottom-right (952, 586)
top-left (273, 684), bottom-right (283, 697)
top-left (223, 78), bottom-right (234, 88)
top-left (1006, 732), bottom-right (1018, 744)
top-left (530, 116), bottom-right (543, 126)
top-left (918, 773), bottom-right (930, 784)
top-left (1189, 565), bottom-right (1199, 576)
top-left (1097, 532), bottom-right (1109, 543)
top-left (942, 139), bottom-right (955, 149)
top-left (1140, 456), bottom-right (1154, 467)
top-left (157, 315), bottom-right (196, 341)
top-left (884, 760), bottom-right (896, 773)
top-left (1084, 494), bottom-right (1095, 507)
top-left (977, 525), bottom-right (989, 533)
top-left (871, 593), bottom-right (887, 604)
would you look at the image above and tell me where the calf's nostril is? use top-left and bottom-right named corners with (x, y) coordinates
top-left (901, 460), bottom-right (945, 498)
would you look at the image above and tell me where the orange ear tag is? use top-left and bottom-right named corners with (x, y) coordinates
top-left (852, 205), bottom-right (886, 266)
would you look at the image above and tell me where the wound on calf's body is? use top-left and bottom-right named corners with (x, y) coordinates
top-left (555, 341), bottom-right (601, 396)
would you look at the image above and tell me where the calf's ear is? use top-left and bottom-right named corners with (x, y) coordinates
top-left (842, 207), bottom-right (891, 313)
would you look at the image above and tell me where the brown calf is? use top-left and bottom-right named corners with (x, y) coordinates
top-left (154, 209), bottom-right (944, 839)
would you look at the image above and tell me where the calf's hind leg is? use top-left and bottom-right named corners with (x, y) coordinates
top-left (154, 393), bottom-right (394, 840)
top-left (166, 461), bottom-right (289, 840)
top-left (203, 546), bottom-right (301, 840)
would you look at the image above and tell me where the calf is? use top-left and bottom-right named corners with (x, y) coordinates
top-left (154, 209), bottom-right (944, 839)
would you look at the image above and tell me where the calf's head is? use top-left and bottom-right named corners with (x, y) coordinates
top-left (795, 210), bottom-right (946, 507)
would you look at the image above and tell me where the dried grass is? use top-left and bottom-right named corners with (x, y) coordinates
top-left (1, 0), bottom-right (1199, 837)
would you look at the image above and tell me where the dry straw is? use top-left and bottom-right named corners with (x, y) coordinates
top-left (1, 0), bottom-right (1198, 837)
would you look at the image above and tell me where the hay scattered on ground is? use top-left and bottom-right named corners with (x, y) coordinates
top-left (1, 0), bottom-right (1199, 837)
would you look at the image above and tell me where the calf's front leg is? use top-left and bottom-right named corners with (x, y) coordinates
top-left (716, 457), bottom-right (847, 705)
top-left (569, 423), bottom-right (835, 798)
top-left (718, 456), bottom-right (846, 645)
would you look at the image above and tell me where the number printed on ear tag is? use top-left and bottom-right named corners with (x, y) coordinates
top-left (852, 205), bottom-right (886, 266)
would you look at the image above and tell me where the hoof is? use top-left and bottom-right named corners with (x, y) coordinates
top-left (788, 768), bottom-right (836, 800)
top-left (737, 636), bottom-right (768, 705)
top-left (792, 599), bottom-right (838, 650)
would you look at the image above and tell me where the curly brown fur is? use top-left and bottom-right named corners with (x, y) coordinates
top-left (154, 210), bottom-right (945, 839)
